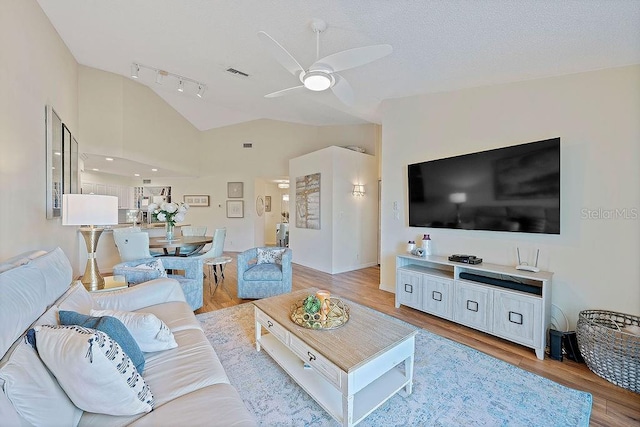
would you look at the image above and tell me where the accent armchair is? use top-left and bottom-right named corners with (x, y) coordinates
top-left (237, 247), bottom-right (292, 299)
top-left (113, 256), bottom-right (203, 310)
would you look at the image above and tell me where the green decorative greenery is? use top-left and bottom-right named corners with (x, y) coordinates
top-left (303, 295), bottom-right (321, 315)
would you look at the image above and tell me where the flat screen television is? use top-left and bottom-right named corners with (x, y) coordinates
top-left (408, 137), bottom-right (560, 234)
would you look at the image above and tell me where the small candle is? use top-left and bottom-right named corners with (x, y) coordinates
top-left (316, 290), bottom-right (331, 320)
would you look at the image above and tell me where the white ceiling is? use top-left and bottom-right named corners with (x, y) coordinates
top-left (36, 0), bottom-right (640, 134)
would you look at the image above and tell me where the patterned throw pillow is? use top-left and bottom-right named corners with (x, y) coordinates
top-left (90, 309), bottom-right (177, 352)
top-left (134, 258), bottom-right (167, 277)
top-left (257, 248), bottom-right (286, 265)
top-left (58, 310), bottom-right (145, 373)
top-left (27, 325), bottom-right (154, 416)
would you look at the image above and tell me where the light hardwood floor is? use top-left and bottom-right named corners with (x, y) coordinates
top-left (196, 253), bottom-right (640, 427)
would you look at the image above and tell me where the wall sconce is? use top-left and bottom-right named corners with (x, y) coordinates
top-left (352, 184), bottom-right (365, 197)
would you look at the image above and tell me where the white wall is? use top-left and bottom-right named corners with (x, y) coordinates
top-left (0, 0), bottom-right (81, 267)
top-left (290, 146), bottom-right (378, 274)
top-left (380, 65), bottom-right (640, 327)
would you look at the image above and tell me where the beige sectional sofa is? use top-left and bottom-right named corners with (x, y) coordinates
top-left (0, 248), bottom-right (256, 426)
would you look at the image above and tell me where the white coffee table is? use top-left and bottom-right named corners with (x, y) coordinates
top-left (254, 288), bottom-right (418, 427)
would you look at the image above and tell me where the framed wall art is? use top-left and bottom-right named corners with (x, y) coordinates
top-left (265, 195), bottom-right (271, 212)
top-left (226, 200), bottom-right (244, 218)
top-left (184, 195), bottom-right (210, 207)
top-left (46, 105), bottom-right (63, 219)
top-left (227, 182), bottom-right (243, 198)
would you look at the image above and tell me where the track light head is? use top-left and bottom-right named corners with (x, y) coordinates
top-left (178, 79), bottom-right (184, 92)
top-left (131, 63), bottom-right (140, 79)
top-left (197, 85), bottom-right (205, 98)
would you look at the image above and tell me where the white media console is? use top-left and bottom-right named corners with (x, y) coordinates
top-left (395, 254), bottom-right (553, 359)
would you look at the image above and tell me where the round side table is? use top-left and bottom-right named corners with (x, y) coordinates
top-left (204, 256), bottom-right (233, 295)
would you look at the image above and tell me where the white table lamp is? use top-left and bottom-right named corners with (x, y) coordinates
top-left (62, 194), bottom-right (118, 291)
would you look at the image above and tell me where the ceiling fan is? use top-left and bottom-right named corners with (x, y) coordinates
top-left (258, 19), bottom-right (392, 106)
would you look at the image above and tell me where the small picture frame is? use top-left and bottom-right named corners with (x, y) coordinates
top-left (184, 195), bottom-right (210, 207)
top-left (226, 200), bottom-right (244, 218)
top-left (227, 182), bottom-right (244, 198)
top-left (265, 195), bottom-right (271, 212)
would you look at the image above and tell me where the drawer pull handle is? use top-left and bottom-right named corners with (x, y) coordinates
top-left (508, 311), bottom-right (523, 325)
top-left (404, 284), bottom-right (413, 294)
top-left (267, 320), bottom-right (273, 328)
top-left (466, 300), bottom-right (479, 312)
top-left (432, 291), bottom-right (442, 301)
top-left (307, 351), bottom-right (316, 362)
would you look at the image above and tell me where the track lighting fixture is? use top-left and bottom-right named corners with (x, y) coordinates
top-left (130, 63), bottom-right (206, 98)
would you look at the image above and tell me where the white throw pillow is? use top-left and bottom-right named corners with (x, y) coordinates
top-left (90, 309), bottom-right (178, 352)
top-left (257, 248), bottom-right (286, 265)
top-left (0, 340), bottom-right (82, 426)
top-left (134, 259), bottom-right (168, 277)
top-left (30, 325), bottom-right (154, 416)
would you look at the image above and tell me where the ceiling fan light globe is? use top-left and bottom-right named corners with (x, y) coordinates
top-left (303, 72), bottom-right (332, 91)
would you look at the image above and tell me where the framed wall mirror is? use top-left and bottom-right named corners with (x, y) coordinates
top-left (46, 105), bottom-right (63, 219)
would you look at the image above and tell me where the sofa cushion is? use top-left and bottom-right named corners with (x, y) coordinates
top-left (256, 247), bottom-right (286, 265)
top-left (29, 325), bottom-right (154, 416)
top-left (134, 301), bottom-right (203, 333)
top-left (243, 263), bottom-right (283, 281)
top-left (57, 282), bottom-right (98, 314)
top-left (59, 310), bottom-right (145, 373)
top-left (0, 339), bottom-right (82, 427)
top-left (78, 328), bottom-right (231, 426)
top-left (90, 309), bottom-right (177, 353)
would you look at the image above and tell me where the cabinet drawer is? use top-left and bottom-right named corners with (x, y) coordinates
top-left (396, 269), bottom-right (422, 309)
top-left (454, 280), bottom-right (493, 332)
top-left (422, 275), bottom-right (454, 320)
top-left (256, 309), bottom-right (289, 344)
top-left (289, 334), bottom-right (342, 388)
top-left (493, 291), bottom-right (542, 347)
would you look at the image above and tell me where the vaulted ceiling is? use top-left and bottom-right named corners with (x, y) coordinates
top-left (37, 0), bottom-right (640, 132)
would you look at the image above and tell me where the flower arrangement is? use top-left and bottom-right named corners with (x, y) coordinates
top-left (147, 201), bottom-right (189, 226)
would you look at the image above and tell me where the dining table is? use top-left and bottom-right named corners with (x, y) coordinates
top-left (148, 235), bottom-right (213, 256)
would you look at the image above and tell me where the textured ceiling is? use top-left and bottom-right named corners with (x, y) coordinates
top-left (36, 0), bottom-right (640, 133)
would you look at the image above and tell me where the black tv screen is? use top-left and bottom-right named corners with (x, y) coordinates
top-left (408, 138), bottom-right (560, 234)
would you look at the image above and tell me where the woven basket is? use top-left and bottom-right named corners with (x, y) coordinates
top-left (576, 310), bottom-right (639, 393)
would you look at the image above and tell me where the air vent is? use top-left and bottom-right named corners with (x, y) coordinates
top-left (243, 143), bottom-right (253, 148)
top-left (143, 179), bottom-right (151, 184)
top-left (226, 67), bottom-right (249, 77)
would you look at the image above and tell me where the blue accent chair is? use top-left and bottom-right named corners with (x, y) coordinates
top-left (237, 247), bottom-right (292, 299)
top-left (113, 256), bottom-right (203, 310)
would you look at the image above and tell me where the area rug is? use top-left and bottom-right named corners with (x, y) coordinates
top-left (197, 303), bottom-right (592, 426)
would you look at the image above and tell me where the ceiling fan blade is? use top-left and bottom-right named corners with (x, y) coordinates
top-left (257, 31), bottom-right (305, 77)
top-left (265, 85), bottom-right (305, 98)
top-left (331, 74), bottom-right (354, 106)
top-left (312, 44), bottom-right (392, 73)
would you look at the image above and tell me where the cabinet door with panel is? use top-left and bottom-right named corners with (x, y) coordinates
top-left (454, 280), bottom-right (493, 332)
top-left (421, 274), bottom-right (454, 320)
top-left (395, 269), bottom-right (422, 310)
top-left (493, 290), bottom-right (542, 348)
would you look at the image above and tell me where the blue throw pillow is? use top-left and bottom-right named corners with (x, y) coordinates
top-left (58, 310), bottom-right (145, 373)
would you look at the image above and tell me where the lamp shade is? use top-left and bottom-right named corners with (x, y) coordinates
top-left (449, 192), bottom-right (467, 204)
top-left (62, 194), bottom-right (118, 226)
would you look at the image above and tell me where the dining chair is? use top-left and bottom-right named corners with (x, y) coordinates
top-left (179, 225), bottom-right (208, 256)
top-left (113, 231), bottom-right (153, 262)
top-left (190, 228), bottom-right (228, 292)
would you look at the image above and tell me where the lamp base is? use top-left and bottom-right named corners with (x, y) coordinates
top-left (79, 227), bottom-right (106, 291)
